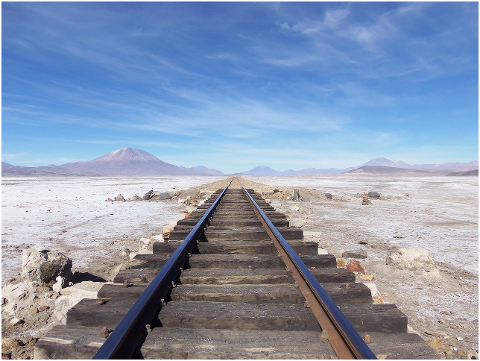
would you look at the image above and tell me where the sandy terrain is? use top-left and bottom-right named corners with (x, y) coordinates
top-left (1, 175), bottom-right (478, 359)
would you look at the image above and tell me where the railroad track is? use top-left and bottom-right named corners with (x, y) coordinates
top-left (35, 178), bottom-right (438, 359)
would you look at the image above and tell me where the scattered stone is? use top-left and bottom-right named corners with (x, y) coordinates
top-left (346, 259), bottom-right (364, 273)
top-left (273, 188), bottom-right (281, 194)
top-left (159, 192), bottom-right (173, 200)
top-left (151, 235), bottom-right (164, 242)
top-left (9, 317), bottom-right (23, 326)
top-left (363, 334), bottom-right (372, 344)
top-left (37, 305), bottom-right (49, 312)
top-left (98, 327), bottom-right (111, 338)
top-left (467, 351), bottom-right (478, 359)
top-left (336, 259), bottom-right (346, 268)
top-left (2, 353), bottom-right (11, 360)
top-left (342, 249), bottom-right (367, 259)
top-left (128, 195), bottom-right (143, 201)
top-left (372, 295), bottom-right (384, 304)
top-left (457, 337), bottom-right (464, 341)
top-left (121, 248), bottom-right (131, 258)
top-left (368, 191), bottom-right (381, 199)
top-left (362, 193), bottom-right (371, 205)
top-left (324, 193), bottom-right (333, 199)
top-left (292, 189), bottom-right (300, 201)
top-left (29, 307), bottom-right (38, 315)
top-left (114, 194), bottom-right (125, 202)
top-left (386, 247), bottom-right (438, 273)
top-left (52, 276), bottom-right (64, 293)
top-left (143, 190), bottom-right (154, 200)
top-left (1, 339), bottom-right (19, 354)
top-left (427, 339), bottom-right (451, 353)
top-left (162, 225), bottom-right (174, 240)
top-left (22, 248), bottom-right (72, 286)
top-left (139, 238), bottom-right (153, 252)
top-left (360, 274), bottom-right (376, 281)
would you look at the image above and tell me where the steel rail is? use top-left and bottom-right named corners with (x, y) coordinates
top-left (241, 184), bottom-right (376, 360)
top-left (93, 181), bottom-right (232, 359)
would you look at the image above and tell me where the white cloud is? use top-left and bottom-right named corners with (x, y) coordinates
top-left (323, 9), bottom-right (349, 29)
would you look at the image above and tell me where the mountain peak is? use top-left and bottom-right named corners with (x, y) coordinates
top-left (363, 157), bottom-right (410, 168)
top-left (93, 147), bottom-right (159, 162)
top-left (243, 166), bottom-right (280, 176)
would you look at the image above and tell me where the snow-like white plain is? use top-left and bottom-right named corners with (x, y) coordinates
top-left (244, 174), bottom-right (478, 274)
top-left (1, 174), bottom-right (478, 355)
top-left (1, 176), bottom-right (223, 282)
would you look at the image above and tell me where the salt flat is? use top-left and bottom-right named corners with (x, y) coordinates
top-left (243, 174), bottom-right (478, 357)
top-left (244, 174), bottom-right (478, 274)
top-left (1, 176), bottom-right (223, 282)
top-left (1, 174), bottom-right (478, 357)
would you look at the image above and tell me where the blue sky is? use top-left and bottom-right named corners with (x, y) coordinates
top-left (2, 2), bottom-right (478, 173)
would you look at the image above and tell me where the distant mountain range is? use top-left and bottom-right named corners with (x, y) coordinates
top-left (239, 157), bottom-right (478, 176)
top-left (361, 157), bottom-right (478, 172)
top-left (2, 148), bottom-right (224, 177)
top-left (237, 165), bottom-right (355, 176)
top-left (2, 150), bottom-right (477, 177)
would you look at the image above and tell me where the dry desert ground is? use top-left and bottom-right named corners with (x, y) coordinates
top-left (1, 174), bottom-right (478, 359)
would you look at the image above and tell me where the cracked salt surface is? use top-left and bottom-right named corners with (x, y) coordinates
top-left (1, 176), bottom-right (223, 283)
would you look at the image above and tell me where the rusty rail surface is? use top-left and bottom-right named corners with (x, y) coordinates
top-left (241, 182), bottom-right (376, 360)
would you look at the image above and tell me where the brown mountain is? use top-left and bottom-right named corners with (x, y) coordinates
top-left (59, 148), bottom-right (219, 176)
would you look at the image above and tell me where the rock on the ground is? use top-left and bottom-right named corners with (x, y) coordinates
top-left (292, 189), bottom-right (300, 201)
top-left (386, 247), bottom-right (438, 273)
top-left (368, 191), bottom-right (381, 199)
top-left (342, 249), bottom-right (368, 259)
top-left (346, 259), bottom-right (365, 273)
top-left (22, 248), bottom-right (72, 286)
top-left (128, 195), bottom-right (143, 201)
top-left (52, 276), bottom-right (64, 293)
top-left (2, 338), bottom-right (19, 354)
top-left (143, 190), bottom-right (154, 200)
top-left (114, 194), bottom-right (125, 202)
top-left (138, 237), bottom-right (154, 252)
top-left (324, 193), bottom-right (333, 199)
top-left (159, 192), bottom-right (173, 200)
